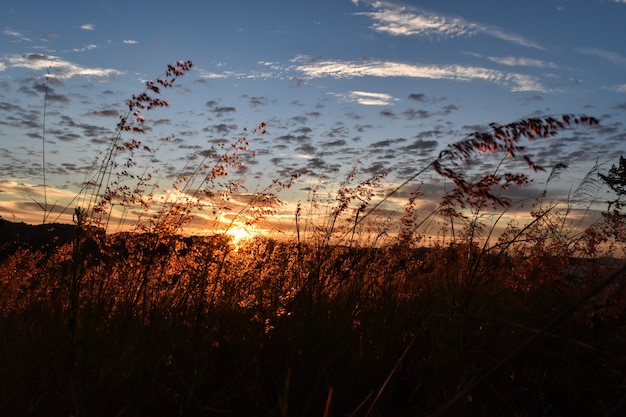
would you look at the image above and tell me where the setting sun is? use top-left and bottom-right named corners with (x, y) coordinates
top-left (225, 224), bottom-right (255, 247)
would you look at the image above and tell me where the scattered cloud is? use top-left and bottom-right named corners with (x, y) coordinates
top-left (123, 40), bottom-right (138, 44)
top-left (403, 109), bottom-right (431, 120)
top-left (577, 47), bottom-right (626, 67)
top-left (246, 95), bottom-right (269, 107)
top-left (82, 109), bottom-right (120, 118)
top-left (80, 24), bottom-right (95, 31)
top-left (3, 29), bottom-right (30, 42)
top-left (70, 44), bottom-right (98, 53)
top-left (330, 90), bottom-right (399, 106)
top-left (210, 106), bottom-right (237, 116)
top-left (613, 84), bottom-right (626, 93)
top-left (216, 53), bottom-right (545, 92)
top-left (289, 55), bottom-right (546, 92)
top-left (198, 67), bottom-right (274, 80)
top-left (6, 53), bottom-right (122, 79)
top-left (354, 2), bottom-right (543, 49)
top-left (408, 93), bottom-right (426, 102)
top-left (486, 56), bottom-right (558, 69)
top-left (198, 70), bottom-right (234, 79)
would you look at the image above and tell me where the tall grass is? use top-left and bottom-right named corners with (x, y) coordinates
top-left (1, 60), bottom-right (625, 417)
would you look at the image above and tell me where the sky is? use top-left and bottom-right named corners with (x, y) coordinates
top-left (1, 0), bottom-right (625, 242)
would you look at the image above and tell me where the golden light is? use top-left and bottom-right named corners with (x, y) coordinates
top-left (225, 223), bottom-right (254, 248)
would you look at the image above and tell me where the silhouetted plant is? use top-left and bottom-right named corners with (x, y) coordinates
top-left (599, 155), bottom-right (626, 245)
top-left (82, 60), bottom-right (194, 229)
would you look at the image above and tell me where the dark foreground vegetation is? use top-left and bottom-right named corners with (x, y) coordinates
top-left (1, 219), bottom-right (625, 417)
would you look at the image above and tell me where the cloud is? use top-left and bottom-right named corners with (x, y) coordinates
top-left (82, 109), bottom-right (120, 118)
top-left (0, 180), bottom-right (83, 221)
top-left (210, 106), bottom-right (237, 116)
top-left (198, 67), bottom-right (275, 80)
top-left (370, 139), bottom-right (393, 147)
top-left (402, 109), bottom-right (431, 120)
top-left (324, 139), bottom-right (347, 147)
top-left (577, 47), bottom-right (626, 67)
top-left (290, 55), bottom-right (546, 92)
top-left (80, 24), bottom-right (95, 31)
top-left (402, 138), bottom-right (438, 152)
top-left (613, 84), bottom-right (626, 93)
top-left (3, 29), bottom-right (30, 42)
top-left (487, 56), bottom-right (558, 69)
top-left (246, 96), bottom-right (269, 107)
top-left (7, 54), bottom-right (122, 79)
top-left (355, 2), bottom-right (543, 49)
top-left (330, 90), bottom-right (399, 106)
top-left (123, 40), bottom-right (138, 44)
top-left (221, 54), bottom-right (544, 92)
top-left (408, 93), bottom-right (426, 101)
top-left (70, 44), bottom-right (97, 53)
top-left (198, 69), bottom-right (234, 79)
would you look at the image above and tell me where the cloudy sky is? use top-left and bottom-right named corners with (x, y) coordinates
top-left (1, 0), bottom-right (625, 239)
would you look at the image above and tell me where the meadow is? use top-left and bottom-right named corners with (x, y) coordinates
top-left (1, 61), bottom-right (625, 416)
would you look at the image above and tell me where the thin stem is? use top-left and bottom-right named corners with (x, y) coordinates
top-left (41, 67), bottom-right (50, 223)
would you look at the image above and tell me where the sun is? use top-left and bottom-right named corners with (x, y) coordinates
top-left (225, 224), bottom-right (254, 248)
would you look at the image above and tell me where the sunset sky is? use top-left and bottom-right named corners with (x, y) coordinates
top-left (1, 0), bottom-right (625, 240)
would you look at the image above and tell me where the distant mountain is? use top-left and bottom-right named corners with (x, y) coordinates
top-left (0, 219), bottom-right (79, 260)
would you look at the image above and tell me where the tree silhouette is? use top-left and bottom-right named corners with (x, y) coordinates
top-left (598, 155), bottom-right (626, 242)
top-left (599, 155), bottom-right (626, 213)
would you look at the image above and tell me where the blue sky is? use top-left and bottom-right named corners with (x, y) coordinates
top-left (1, 0), bottom-right (625, 238)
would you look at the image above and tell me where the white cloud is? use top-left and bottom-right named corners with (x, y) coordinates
top-left (613, 84), bottom-right (626, 92)
top-left (198, 68), bottom-right (274, 80)
top-left (578, 47), bottom-right (626, 67)
top-left (3, 29), bottom-right (21, 37)
top-left (484, 26), bottom-right (544, 50)
top-left (487, 56), bottom-right (558, 69)
top-left (7, 53), bottom-right (122, 79)
top-left (80, 23), bottom-right (95, 31)
top-left (330, 90), bottom-right (399, 106)
top-left (355, 2), bottom-right (543, 49)
top-left (71, 44), bottom-right (98, 52)
top-left (123, 40), bottom-right (138, 44)
top-left (3, 29), bottom-right (31, 42)
top-left (198, 69), bottom-right (236, 79)
top-left (290, 56), bottom-right (546, 92)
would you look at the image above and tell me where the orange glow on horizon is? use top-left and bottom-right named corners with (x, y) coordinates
top-left (224, 223), bottom-right (257, 248)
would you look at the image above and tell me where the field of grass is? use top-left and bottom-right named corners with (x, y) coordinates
top-left (1, 60), bottom-right (625, 416)
top-left (1, 222), bottom-right (625, 417)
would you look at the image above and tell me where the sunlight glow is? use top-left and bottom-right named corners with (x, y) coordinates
top-left (225, 224), bottom-right (255, 248)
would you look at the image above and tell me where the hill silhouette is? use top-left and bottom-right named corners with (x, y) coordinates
top-left (0, 219), bottom-right (79, 260)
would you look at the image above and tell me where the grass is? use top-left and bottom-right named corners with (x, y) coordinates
top-left (2, 234), bottom-right (625, 416)
top-left (1, 60), bottom-right (626, 417)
